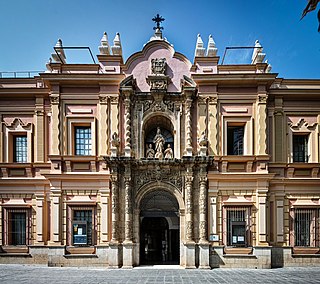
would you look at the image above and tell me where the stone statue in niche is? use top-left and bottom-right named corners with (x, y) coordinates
top-left (111, 132), bottom-right (120, 148)
top-left (198, 131), bottom-right (208, 147)
top-left (151, 58), bottom-right (166, 75)
top-left (146, 144), bottom-right (155, 158)
top-left (164, 144), bottom-right (173, 159)
top-left (153, 127), bottom-right (165, 159)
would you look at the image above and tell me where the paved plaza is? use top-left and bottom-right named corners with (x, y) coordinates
top-left (1, 264), bottom-right (320, 284)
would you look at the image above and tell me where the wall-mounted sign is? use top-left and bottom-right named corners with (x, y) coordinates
top-left (209, 234), bottom-right (219, 242)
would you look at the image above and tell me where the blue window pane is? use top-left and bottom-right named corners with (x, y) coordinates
top-left (14, 136), bottom-right (27, 163)
top-left (75, 127), bottom-right (92, 155)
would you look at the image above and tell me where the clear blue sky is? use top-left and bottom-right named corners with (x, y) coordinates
top-left (0, 0), bottom-right (319, 79)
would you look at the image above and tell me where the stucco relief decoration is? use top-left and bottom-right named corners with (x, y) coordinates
top-left (151, 58), bottom-right (166, 75)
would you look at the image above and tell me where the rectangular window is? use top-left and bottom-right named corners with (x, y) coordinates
top-left (293, 209), bottom-right (317, 247)
top-left (4, 209), bottom-right (30, 246)
top-left (72, 209), bottom-right (93, 246)
top-left (293, 134), bottom-right (308, 162)
top-left (225, 206), bottom-right (251, 247)
top-left (13, 135), bottom-right (27, 163)
top-left (227, 126), bottom-right (244, 155)
top-left (74, 126), bottom-right (92, 156)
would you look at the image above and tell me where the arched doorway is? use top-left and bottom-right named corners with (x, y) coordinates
top-left (139, 190), bottom-right (180, 265)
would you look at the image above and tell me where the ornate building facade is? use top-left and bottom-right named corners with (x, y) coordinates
top-left (1, 21), bottom-right (320, 268)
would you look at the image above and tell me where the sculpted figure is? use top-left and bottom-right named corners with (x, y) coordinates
top-left (153, 127), bottom-right (165, 159)
top-left (111, 132), bottom-right (120, 148)
top-left (164, 144), bottom-right (173, 159)
top-left (146, 144), bottom-right (155, 158)
top-left (198, 131), bottom-right (208, 147)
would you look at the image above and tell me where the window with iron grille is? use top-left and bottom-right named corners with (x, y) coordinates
top-left (293, 134), bottom-right (308, 162)
top-left (292, 208), bottom-right (319, 247)
top-left (74, 126), bottom-right (92, 155)
top-left (71, 208), bottom-right (94, 246)
top-left (13, 135), bottom-right (27, 163)
top-left (3, 208), bottom-right (30, 246)
top-left (224, 206), bottom-right (252, 247)
top-left (227, 126), bottom-right (244, 155)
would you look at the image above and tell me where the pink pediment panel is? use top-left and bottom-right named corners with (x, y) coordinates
top-left (123, 40), bottom-right (192, 92)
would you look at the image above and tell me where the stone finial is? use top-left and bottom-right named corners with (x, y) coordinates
top-left (111, 33), bottom-right (122, 56)
top-left (51, 39), bottom-right (66, 63)
top-left (251, 40), bottom-right (266, 64)
top-left (206, 35), bottom-right (218, 57)
top-left (99, 32), bottom-right (110, 55)
top-left (194, 34), bottom-right (206, 57)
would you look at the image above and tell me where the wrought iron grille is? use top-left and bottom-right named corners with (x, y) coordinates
top-left (293, 208), bottom-right (318, 247)
top-left (224, 206), bottom-right (251, 247)
top-left (7, 209), bottom-right (29, 245)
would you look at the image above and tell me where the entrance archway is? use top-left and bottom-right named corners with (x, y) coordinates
top-left (139, 190), bottom-right (180, 264)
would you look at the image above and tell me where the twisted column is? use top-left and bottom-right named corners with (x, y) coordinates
top-left (185, 171), bottom-right (194, 241)
top-left (124, 176), bottom-right (133, 241)
top-left (185, 98), bottom-right (193, 156)
top-left (123, 91), bottom-right (131, 157)
top-left (111, 174), bottom-right (119, 242)
top-left (199, 175), bottom-right (208, 242)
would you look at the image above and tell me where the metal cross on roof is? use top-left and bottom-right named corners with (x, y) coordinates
top-left (152, 14), bottom-right (165, 30)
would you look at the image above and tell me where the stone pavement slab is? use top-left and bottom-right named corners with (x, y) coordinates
top-left (0, 264), bottom-right (320, 284)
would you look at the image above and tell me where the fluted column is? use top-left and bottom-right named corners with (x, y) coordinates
top-left (34, 96), bottom-right (45, 162)
top-left (34, 191), bottom-right (45, 244)
top-left (110, 95), bottom-right (119, 155)
top-left (256, 86), bottom-right (268, 155)
top-left (185, 96), bottom-right (193, 156)
top-left (49, 85), bottom-right (60, 155)
top-left (100, 189), bottom-right (109, 243)
top-left (208, 95), bottom-right (218, 155)
top-left (49, 187), bottom-right (61, 244)
top-left (98, 94), bottom-right (109, 156)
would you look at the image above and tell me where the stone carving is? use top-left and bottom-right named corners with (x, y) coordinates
top-left (50, 95), bottom-right (59, 105)
top-left (151, 58), bottom-right (166, 75)
top-left (152, 102), bottom-right (165, 112)
top-left (198, 131), bottom-right (208, 147)
top-left (146, 144), bottom-right (155, 158)
top-left (186, 221), bottom-right (193, 241)
top-left (153, 127), bottom-right (165, 159)
top-left (143, 100), bottom-right (153, 112)
top-left (164, 100), bottom-right (174, 112)
top-left (134, 167), bottom-right (182, 191)
top-left (110, 174), bottom-right (119, 241)
top-left (258, 95), bottom-right (267, 103)
top-left (199, 221), bottom-right (207, 241)
top-left (149, 80), bottom-right (168, 90)
top-left (164, 144), bottom-right (173, 159)
top-left (99, 95), bottom-right (108, 104)
top-left (111, 132), bottom-right (120, 148)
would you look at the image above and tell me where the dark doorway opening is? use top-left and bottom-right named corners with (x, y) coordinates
top-left (140, 217), bottom-right (179, 265)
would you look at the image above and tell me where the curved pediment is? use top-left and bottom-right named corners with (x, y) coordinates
top-left (123, 40), bottom-right (192, 92)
